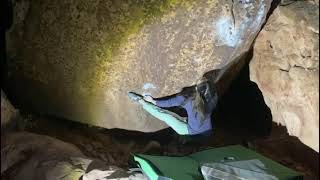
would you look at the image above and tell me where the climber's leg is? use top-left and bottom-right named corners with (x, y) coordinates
top-left (139, 100), bottom-right (189, 135)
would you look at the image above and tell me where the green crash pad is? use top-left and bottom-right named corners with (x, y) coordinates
top-left (133, 145), bottom-right (302, 180)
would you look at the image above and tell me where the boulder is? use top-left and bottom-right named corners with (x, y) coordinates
top-left (250, 1), bottom-right (319, 152)
top-left (1, 132), bottom-right (143, 180)
top-left (1, 132), bottom-right (85, 179)
top-left (6, 0), bottom-right (272, 132)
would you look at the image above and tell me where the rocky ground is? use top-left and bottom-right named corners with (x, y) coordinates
top-left (3, 112), bottom-right (318, 179)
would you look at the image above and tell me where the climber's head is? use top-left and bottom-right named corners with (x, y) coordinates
top-left (181, 77), bottom-right (218, 122)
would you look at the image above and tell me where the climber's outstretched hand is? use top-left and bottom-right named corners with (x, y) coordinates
top-left (143, 95), bottom-right (156, 105)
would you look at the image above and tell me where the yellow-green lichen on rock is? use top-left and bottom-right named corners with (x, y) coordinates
top-left (6, 0), bottom-right (272, 131)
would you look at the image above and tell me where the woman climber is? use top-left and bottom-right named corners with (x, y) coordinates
top-left (128, 78), bottom-right (218, 136)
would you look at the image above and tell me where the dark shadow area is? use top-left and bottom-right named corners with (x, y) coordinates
top-left (252, 123), bottom-right (320, 180)
top-left (213, 60), bottom-right (273, 140)
top-left (1, 0), bottom-right (13, 90)
top-left (266, 0), bottom-right (282, 20)
top-left (22, 113), bottom-right (177, 147)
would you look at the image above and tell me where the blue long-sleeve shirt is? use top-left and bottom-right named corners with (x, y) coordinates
top-left (155, 95), bottom-right (213, 135)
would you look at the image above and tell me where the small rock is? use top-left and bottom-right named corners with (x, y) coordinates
top-left (85, 144), bottom-right (94, 152)
top-left (1, 90), bottom-right (20, 133)
top-left (1, 132), bottom-right (86, 180)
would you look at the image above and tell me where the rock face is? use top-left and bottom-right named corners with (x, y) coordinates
top-left (1, 90), bottom-right (19, 129)
top-left (250, 1), bottom-right (319, 152)
top-left (6, 0), bottom-right (272, 132)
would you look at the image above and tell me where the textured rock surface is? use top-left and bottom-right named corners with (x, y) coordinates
top-left (6, 0), bottom-right (271, 131)
top-left (1, 132), bottom-right (86, 179)
top-left (1, 132), bottom-right (140, 180)
top-left (250, 1), bottom-right (319, 152)
top-left (1, 90), bottom-right (19, 128)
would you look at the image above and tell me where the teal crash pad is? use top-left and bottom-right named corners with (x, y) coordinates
top-left (133, 145), bottom-right (302, 180)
